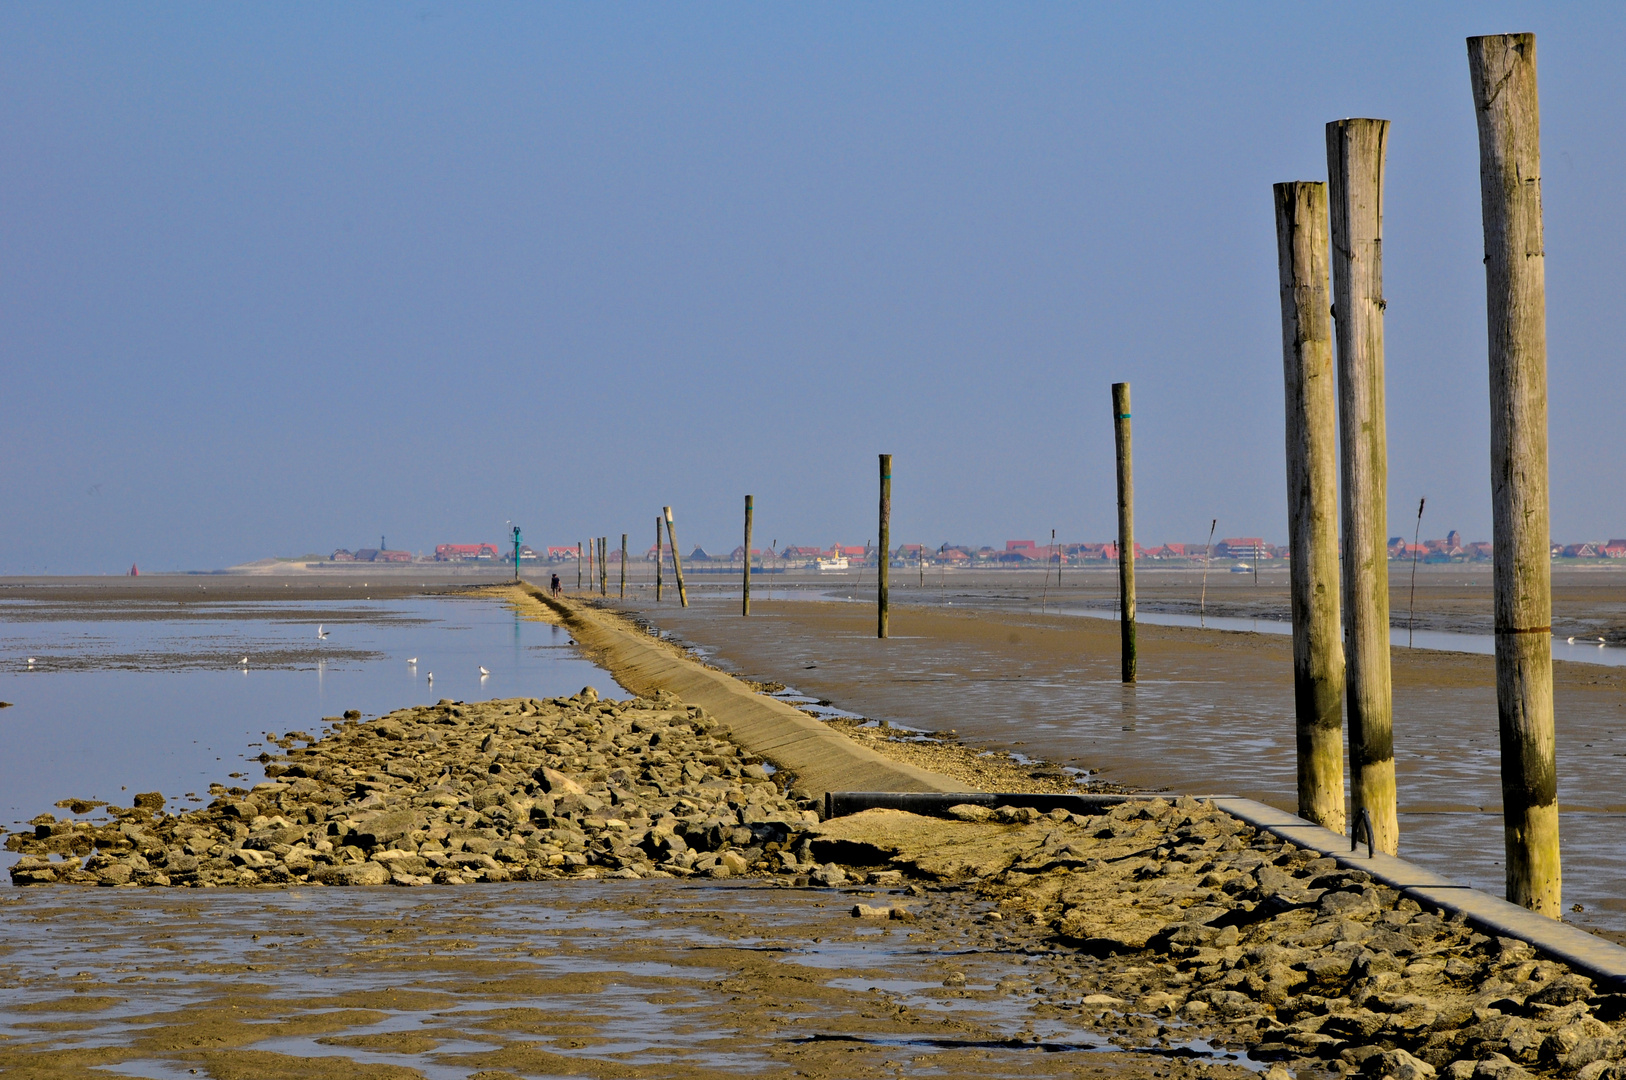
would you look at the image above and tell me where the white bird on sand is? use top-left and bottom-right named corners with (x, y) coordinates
top-left (240, 656), bottom-right (249, 666)
top-left (27, 657), bottom-right (36, 666)
top-left (479, 666), bottom-right (490, 677)
top-left (317, 625), bottom-right (329, 640)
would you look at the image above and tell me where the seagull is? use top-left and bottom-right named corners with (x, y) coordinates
top-left (1567, 636), bottom-right (1576, 644)
top-left (426, 672), bottom-right (433, 685)
top-left (239, 656), bottom-right (249, 666)
top-left (479, 666), bottom-right (490, 677)
top-left (26, 657), bottom-right (36, 667)
top-left (407, 657), bottom-right (417, 665)
top-left (317, 625), bottom-right (329, 640)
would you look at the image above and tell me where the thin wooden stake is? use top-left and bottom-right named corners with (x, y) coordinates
top-left (1469, 31), bottom-right (1560, 916)
top-left (655, 518), bottom-right (663, 602)
top-left (664, 507), bottom-right (688, 608)
top-left (577, 541), bottom-right (583, 592)
top-left (1329, 116), bottom-right (1398, 855)
top-left (878, 455), bottom-right (891, 639)
top-left (1111, 384), bottom-right (1136, 682)
top-left (1409, 498), bottom-right (1425, 647)
top-left (1275, 179), bottom-right (1347, 833)
top-left (1200, 519), bottom-right (1216, 627)
top-left (743, 495), bottom-right (753, 617)
top-left (620, 534), bottom-right (627, 599)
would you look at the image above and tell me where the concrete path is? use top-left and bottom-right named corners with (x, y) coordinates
top-left (501, 586), bottom-right (963, 798)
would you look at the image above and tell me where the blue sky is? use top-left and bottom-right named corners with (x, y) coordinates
top-left (3, 4), bottom-right (1623, 571)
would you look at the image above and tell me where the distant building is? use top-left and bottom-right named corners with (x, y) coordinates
top-left (1604, 541), bottom-right (1626, 559)
top-left (1218, 538), bottom-right (1269, 560)
top-left (435, 543), bottom-right (500, 562)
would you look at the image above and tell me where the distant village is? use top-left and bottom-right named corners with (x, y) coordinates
top-left (324, 532), bottom-right (1626, 567)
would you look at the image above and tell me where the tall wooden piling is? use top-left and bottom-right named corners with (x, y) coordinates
top-left (1111, 384), bottom-right (1136, 682)
top-left (655, 518), bottom-right (663, 602)
top-left (664, 507), bottom-right (688, 608)
top-left (577, 542), bottom-right (583, 592)
top-left (1275, 180), bottom-right (1347, 833)
top-left (1328, 117), bottom-right (1397, 855)
top-left (877, 455), bottom-right (891, 639)
top-left (620, 534), bottom-right (627, 598)
top-left (600, 537), bottom-right (608, 596)
top-left (1469, 32), bottom-right (1560, 916)
top-left (743, 495), bottom-right (754, 617)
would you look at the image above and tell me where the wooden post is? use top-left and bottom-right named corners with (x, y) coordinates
top-left (877, 454), bottom-right (891, 639)
top-left (1275, 179), bottom-right (1347, 834)
top-left (1329, 116), bottom-right (1398, 856)
top-left (664, 506), bottom-right (688, 608)
top-left (620, 534), bottom-right (627, 598)
top-left (576, 542), bottom-right (583, 592)
top-left (743, 495), bottom-right (754, 616)
top-left (655, 518), bottom-right (663, 602)
top-left (600, 537), bottom-right (608, 596)
top-left (1469, 32), bottom-right (1560, 916)
top-left (1111, 384), bottom-right (1136, 682)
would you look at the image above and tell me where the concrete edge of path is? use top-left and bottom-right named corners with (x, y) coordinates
top-left (1210, 796), bottom-right (1626, 993)
top-left (499, 585), bottom-right (964, 798)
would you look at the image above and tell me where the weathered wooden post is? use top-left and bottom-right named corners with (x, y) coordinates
top-left (877, 454), bottom-right (891, 639)
top-left (1275, 179), bottom-right (1347, 833)
top-left (577, 541), bottom-right (583, 592)
top-left (1329, 116), bottom-right (1398, 855)
top-left (743, 495), bottom-right (754, 617)
top-left (1111, 384), bottom-right (1136, 682)
top-left (600, 537), bottom-right (608, 596)
top-left (664, 506), bottom-right (688, 608)
top-left (620, 534), bottom-right (627, 599)
top-left (655, 518), bottom-right (663, 602)
top-left (1469, 31), bottom-right (1560, 916)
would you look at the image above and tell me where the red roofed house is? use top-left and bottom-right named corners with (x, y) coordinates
top-left (435, 543), bottom-right (500, 562)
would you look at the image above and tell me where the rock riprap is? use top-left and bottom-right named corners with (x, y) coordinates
top-left (812, 802), bottom-right (1626, 1078)
top-left (7, 688), bottom-right (822, 888)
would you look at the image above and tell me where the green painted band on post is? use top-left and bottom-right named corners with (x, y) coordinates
top-left (881, 473), bottom-right (891, 480)
top-left (1117, 413), bottom-right (1131, 419)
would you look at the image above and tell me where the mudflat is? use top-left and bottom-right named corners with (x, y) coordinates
top-left (608, 580), bottom-right (1626, 940)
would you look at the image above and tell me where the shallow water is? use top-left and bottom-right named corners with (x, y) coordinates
top-left (1047, 602), bottom-right (1626, 669)
top-left (0, 596), bottom-right (624, 835)
top-left (0, 881), bottom-right (1267, 1079)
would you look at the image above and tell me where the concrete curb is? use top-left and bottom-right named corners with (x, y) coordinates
top-left (1210, 796), bottom-right (1626, 993)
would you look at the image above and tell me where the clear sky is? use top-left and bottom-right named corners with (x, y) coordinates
top-left (3, 3), bottom-right (1623, 572)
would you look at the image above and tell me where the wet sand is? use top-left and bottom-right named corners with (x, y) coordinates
top-left (609, 588), bottom-right (1626, 941)
top-left (5, 878), bottom-right (1253, 1080)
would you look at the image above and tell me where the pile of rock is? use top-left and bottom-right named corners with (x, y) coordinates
top-left (815, 799), bottom-right (1626, 1079)
top-left (7, 688), bottom-right (825, 888)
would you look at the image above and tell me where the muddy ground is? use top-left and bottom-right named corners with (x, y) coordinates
top-left (6, 679), bottom-right (1626, 1080)
top-left (605, 590), bottom-right (1626, 942)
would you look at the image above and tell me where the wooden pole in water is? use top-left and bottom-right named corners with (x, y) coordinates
top-left (576, 542), bottom-right (583, 592)
top-left (620, 534), bottom-right (627, 599)
top-left (1469, 32), bottom-right (1560, 916)
top-left (743, 495), bottom-right (753, 616)
top-left (877, 454), bottom-right (891, 639)
top-left (1111, 383), bottom-right (1136, 683)
top-left (1199, 519), bottom-right (1216, 625)
top-left (1329, 116), bottom-right (1398, 856)
top-left (1274, 179), bottom-right (1347, 834)
top-left (655, 518), bottom-right (663, 602)
top-left (664, 506), bottom-right (688, 608)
